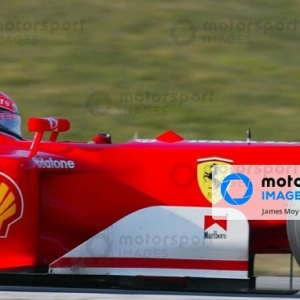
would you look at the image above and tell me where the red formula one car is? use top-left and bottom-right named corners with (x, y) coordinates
top-left (0, 115), bottom-right (299, 292)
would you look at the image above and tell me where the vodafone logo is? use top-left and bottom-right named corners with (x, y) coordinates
top-left (34, 157), bottom-right (75, 169)
top-left (0, 173), bottom-right (23, 237)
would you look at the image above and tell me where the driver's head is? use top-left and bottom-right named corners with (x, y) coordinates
top-left (0, 92), bottom-right (21, 138)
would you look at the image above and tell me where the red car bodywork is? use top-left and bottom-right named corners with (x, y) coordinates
top-left (0, 117), bottom-right (292, 272)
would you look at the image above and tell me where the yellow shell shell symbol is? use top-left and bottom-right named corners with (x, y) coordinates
top-left (0, 182), bottom-right (16, 232)
top-left (0, 173), bottom-right (23, 237)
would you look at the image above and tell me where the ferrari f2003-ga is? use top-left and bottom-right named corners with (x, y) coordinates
top-left (0, 116), bottom-right (299, 292)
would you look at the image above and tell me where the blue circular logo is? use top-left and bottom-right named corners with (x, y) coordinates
top-left (221, 173), bottom-right (253, 205)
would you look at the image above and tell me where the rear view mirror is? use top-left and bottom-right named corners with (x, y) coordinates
top-left (27, 117), bottom-right (71, 158)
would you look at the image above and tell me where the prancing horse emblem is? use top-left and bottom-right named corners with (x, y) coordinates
top-left (197, 157), bottom-right (233, 204)
top-left (203, 163), bottom-right (221, 189)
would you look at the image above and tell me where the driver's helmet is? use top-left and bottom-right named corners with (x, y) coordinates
top-left (0, 92), bottom-right (21, 138)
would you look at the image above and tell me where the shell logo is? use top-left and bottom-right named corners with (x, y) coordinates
top-left (0, 173), bottom-right (23, 237)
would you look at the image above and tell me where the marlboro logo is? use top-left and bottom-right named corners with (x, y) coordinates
top-left (204, 215), bottom-right (227, 240)
top-left (204, 215), bottom-right (227, 230)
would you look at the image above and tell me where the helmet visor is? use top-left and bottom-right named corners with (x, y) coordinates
top-left (0, 112), bottom-right (21, 137)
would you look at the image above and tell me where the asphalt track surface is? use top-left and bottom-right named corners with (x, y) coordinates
top-left (1, 277), bottom-right (300, 299)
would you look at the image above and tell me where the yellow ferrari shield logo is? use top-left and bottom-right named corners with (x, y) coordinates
top-left (197, 157), bottom-right (233, 204)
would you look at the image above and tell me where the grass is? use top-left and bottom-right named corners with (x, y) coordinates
top-left (255, 254), bottom-right (300, 276)
top-left (1, 0), bottom-right (300, 275)
top-left (0, 0), bottom-right (299, 142)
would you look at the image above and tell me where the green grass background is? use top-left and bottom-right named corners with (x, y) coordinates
top-left (1, 0), bottom-right (300, 275)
